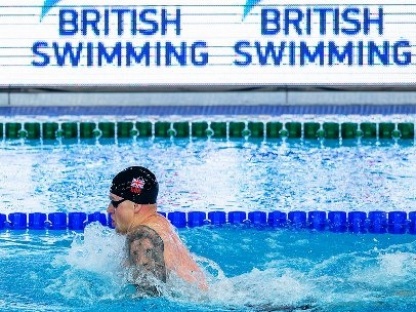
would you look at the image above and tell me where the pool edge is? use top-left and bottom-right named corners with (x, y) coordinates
top-left (1, 91), bottom-right (416, 115)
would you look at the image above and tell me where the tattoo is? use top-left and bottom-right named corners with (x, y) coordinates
top-left (126, 225), bottom-right (167, 296)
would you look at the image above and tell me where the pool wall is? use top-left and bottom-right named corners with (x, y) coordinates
top-left (1, 91), bottom-right (416, 115)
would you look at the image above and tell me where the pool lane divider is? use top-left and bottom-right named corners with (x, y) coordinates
top-left (0, 210), bottom-right (416, 234)
top-left (1, 121), bottom-right (414, 140)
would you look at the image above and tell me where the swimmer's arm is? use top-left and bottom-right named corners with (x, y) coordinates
top-left (126, 225), bottom-right (167, 283)
top-left (163, 238), bottom-right (208, 290)
top-left (176, 258), bottom-right (208, 291)
top-left (145, 222), bottom-right (208, 290)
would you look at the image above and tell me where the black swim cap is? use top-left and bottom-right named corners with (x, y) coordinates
top-left (110, 166), bottom-right (159, 205)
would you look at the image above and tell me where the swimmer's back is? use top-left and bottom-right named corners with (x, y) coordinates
top-left (143, 214), bottom-right (207, 289)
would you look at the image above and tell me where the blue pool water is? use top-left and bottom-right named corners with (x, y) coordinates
top-left (2, 127), bottom-right (416, 311)
top-left (2, 224), bottom-right (416, 312)
top-left (1, 137), bottom-right (416, 214)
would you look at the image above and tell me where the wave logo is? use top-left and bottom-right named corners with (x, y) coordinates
top-left (243, 0), bottom-right (263, 18)
top-left (40, 0), bottom-right (61, 20)
top-left (40, 0), bottom-right (263, 21)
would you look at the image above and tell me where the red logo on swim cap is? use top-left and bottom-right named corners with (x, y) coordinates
top-left (131, 178), bottom-right (145, 194)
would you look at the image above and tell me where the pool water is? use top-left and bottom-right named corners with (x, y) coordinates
top-left (1, 224), bottom-right (416, 312)
top-left (1, 135), bottom-right (416, 311)
top-left (1, 137), bottom-right (416, 214)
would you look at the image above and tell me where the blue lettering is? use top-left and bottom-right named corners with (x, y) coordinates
top-left (342, 8), bottom-right (360, 35)
top-left (289, 41), bottom-right (296, 66)
top-left (131, 9), bottom-right (137, 35)
top-left (364, 7), bottom-right (383, 35)
top-left (261, 9), bottom-right (280, 35)
top-left (305, 8), bottom-right (312, 35)
top-left (191, 41), bottom-right (208, 66)
top-left (285, 8), bottom-right (303, 35)
top-left (112, 9), bottom-right (130, 35)
top-left (314, 8), bottom-right (332, 35)
top-left (53, 42), bottom-right (82, 66)
top-left (82, 9), bottom-right (100, 36)
top-left (155, 42), bottom-right (161, 66)
top-left (165, 42), bottom-right (186, 65)
top-left (394, 41), bottom-right (411, 65)
top-left (139, 9), bottom-right (158, 35)
top-left (86, 42), bottom-right (94, 66)
top-left (328, 41), bottom-right (353, 65)
top-left (300, 42), bottom-right (324, 65)
top-left (333, 8), bottom-right (340, 35)
top-left (32, 41), bottom-right (50, 66)
top-left (126, 42), bottom-right (151, 66)
top-left (256, 42), bottom-right (286, 65)
top-left (368, 41), bottom-right (389, 65)
top-left (357, 41), bottom-right (364, 65)
top-left (104, 9), bottom-right (110, 35)
top-left (161, 8), bottom-right (181, 35)
top-left (368, 41), bottom-right (388, 65)
top-left (234, 41), bottom-right (252, 66)
top-left (59, 9), bottom-right (78, 35)
top-left (98, 42), bottom-right (122, 66)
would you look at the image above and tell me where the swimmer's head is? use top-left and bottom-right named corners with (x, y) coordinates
top-left (110, 166), bottom-right (159, 205)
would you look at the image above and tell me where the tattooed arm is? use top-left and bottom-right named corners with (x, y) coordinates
top-left (126, 225), bottom-right (167, 296)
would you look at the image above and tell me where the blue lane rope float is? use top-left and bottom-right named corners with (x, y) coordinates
top-left (2, 210), bottom-right (416, 234)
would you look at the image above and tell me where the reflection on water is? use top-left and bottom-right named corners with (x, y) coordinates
top-left (1, 138), bottom-right (416, 214)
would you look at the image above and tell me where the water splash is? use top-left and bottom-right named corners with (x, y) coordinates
top-left (45, 223), bottom-right (127, 304)
top-left (208, 268), bottom-right (315, 310)
top-left (42, 223), bottom-right (317, 310)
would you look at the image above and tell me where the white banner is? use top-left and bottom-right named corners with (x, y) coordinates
top-left (0, 0), bottom-right (415, 86)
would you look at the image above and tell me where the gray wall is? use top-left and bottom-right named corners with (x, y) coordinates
top-left (1, 91), bottom-right (416, 107)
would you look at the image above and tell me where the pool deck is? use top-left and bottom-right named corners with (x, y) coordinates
top-left (0, 89), bottom-right (416, 115)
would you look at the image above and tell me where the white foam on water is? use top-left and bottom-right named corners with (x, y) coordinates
top-left (45, 223), bottom-right (216, 305)
top-left (210, 269), bottom-right (314, 307)
top-left (43, 222), bottom-right (319, 310)
top-left (43, 222), bottom-right (416, 311)
top-left (162, 256), bottom-right (316, 311)
top-left (297, 240), bottom-right (416, 307)
top-left (65, 223), bottom-right (125, 272)
top-left (45, 222), bottom-right (129, 304)
top-left (348, 251), bottom-right (416, 287)
top-left (48, 226), bottom-right (317, 310)
top-left (378, 252), bottom-right (415, 278)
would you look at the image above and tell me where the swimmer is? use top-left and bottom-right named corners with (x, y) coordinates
top-left (107, 166), bottom-right (207, 295)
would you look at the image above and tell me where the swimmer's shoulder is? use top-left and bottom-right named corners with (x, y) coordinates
top-left (142, 214), bottom-right (176, 239)
top-left (150, 213), bottom-right (174, 228)
top-left (126, 224), bottom-right (163, 242)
